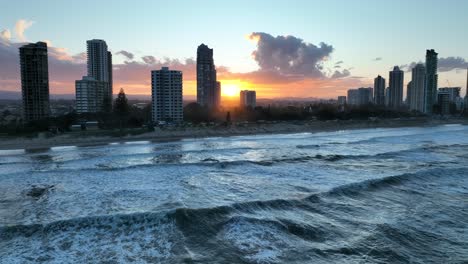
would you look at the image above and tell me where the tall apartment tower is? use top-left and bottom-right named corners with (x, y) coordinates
top-left (86, 39), bottom-right (113, 112)
top-left (240, 90), bottom-right (257, 108)
top-left (75, 76), bottom-right (106, 114)
top-left (19, 42), bottom-right (50, 122)
top-left (389, 66), bottom-right (404, 109)
top-left (215, 81), bottom-right (221, 108)
top-left (374, 75), bottom-right (386, 105)
top-left (407, 81), bottom-right (413, 106)
top-left (424, 49), bottom-right (438, 114)
top-left (409, 64), bottom-right (426, 112)
top-left (151, 67), bottom-right (183, 123)
top-left (197, 44), bottom-right (219, 109)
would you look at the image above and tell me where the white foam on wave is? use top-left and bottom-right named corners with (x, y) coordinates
top-left (0, 213), bottom-right (182, 264)
top-left (221, 217), bottom-right (292, 263)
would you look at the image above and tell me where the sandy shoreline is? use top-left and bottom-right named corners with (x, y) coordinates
top-left (0, 118), bottom-right (466, 151)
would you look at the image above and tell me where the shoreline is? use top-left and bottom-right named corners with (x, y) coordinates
top-left (0, 118), bottom-right (466, 151)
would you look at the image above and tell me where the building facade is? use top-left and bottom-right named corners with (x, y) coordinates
top-left (389, 66), bottom-right (404, 109)
top-left (347, 88), bottom-right (372, 106)
top-left (438, 87), bottom-right (461, 102)
top-left (409, 64), bottom-right (426, 112)
top-left (424, 49), bottom-right (438, 114)
top-left (87, 39), bottom-right (113, 112)
top-left (374, 75), bottom-right (386, 105)
top-left (215, 81), bottom-right (221, 109)
top-left (337, 96), bottom-right (347, 105)
top-left (151, 67), bottom-right (183, 123)
top-left (19, 42), bottom-right (50, 122)
top-left (437, 92), bottom-right (450, 115)
top-left (240, 90), bottom-right (257, 108)
top-left (196, 44), bottom-right (219, 109)
top-left (75, 76), bottom-right (106, 114)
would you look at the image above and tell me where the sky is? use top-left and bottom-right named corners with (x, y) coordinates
top-left (1, 0), bottom-right (468, 99)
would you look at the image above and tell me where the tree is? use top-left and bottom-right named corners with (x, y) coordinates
top-left (183, 103), bottom-right (211, 123)
top-left (114, 88), bottom-right (129, 134)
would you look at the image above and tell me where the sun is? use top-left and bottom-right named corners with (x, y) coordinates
top-left (222, 84), bottom-right (241, 97)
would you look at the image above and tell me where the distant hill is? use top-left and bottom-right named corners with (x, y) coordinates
top-left (0, 91), bottom-right (21, 100)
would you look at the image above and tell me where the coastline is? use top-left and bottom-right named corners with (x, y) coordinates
top-left (0, 118), bottom-right (466, 151)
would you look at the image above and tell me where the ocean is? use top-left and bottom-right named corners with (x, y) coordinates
top-left (0, 125), bottom-right (467, 263)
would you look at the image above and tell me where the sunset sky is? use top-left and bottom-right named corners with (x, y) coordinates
top-left (1, 0), bottom-right (468, 100)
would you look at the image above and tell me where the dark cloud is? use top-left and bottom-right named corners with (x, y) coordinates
top-left (142, 55), bottom-right (156, 64)
top-left (249, 32), bottom-right (334, 79)
top-left (373, 57), bottom-right (382, 61)
top-left (438, 57), bottom-right (468, 72)
top-left (331, 69), bottom-right (351, 79)
top-left (401, 57), bottom-right (468, 72)
top-left (335, 61), bottom-right (344, 65)
top-left (116, 50), bottom-right (134, 60)
top-left (334, 65), bottom-right (341, 69)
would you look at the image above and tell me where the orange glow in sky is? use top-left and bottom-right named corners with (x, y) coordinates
top-left (220, 80), bottom-right (251, 98)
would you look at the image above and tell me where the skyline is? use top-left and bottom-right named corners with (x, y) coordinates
top-left (1, 0), bottom-right (468, 99)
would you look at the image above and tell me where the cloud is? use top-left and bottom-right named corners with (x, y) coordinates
top-left (335, 61), bottom-right (344, 65)
top-left (373, 57), bottom-right (382, 61)
top-left (401, 57), bottom-right (468, 72)
top-left (0, 29), bottom-right (11, 42)
top-left (116, 50), bottom-right (134, 60)
top-left (1, 25), bottom-right (358, 98)
top-left (248, 32), bottom-right (334, 79)
top-left (14, 19), bottom-right (34, 42)
top-left (142, 55), bottom-right (156, 64)
top-left (438, 57), bottom-right (468, 72)
top-left (331, 69), bottom-right (351, 79)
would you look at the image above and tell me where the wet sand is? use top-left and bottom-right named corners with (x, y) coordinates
top-left (0, 118), bottom-right (466, 151)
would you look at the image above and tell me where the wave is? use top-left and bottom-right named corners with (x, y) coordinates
top-left (2, 167), bottom-right (467, 263)
top-left (4, 142), bottom-right (467, 177)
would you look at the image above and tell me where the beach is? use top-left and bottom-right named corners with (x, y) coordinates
top-left (0, 117), bottom-right (466, 150)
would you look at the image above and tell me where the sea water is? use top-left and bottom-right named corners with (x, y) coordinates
top-left (0, 125), bottom-right (467, 263)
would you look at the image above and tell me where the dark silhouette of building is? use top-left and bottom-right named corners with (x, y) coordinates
top-left (409, 64), bottom-right (426, 112)
top-left (19, 42), bottom-right (50, 122)
top-left (374, 75), bottom-right (386, 105)
top-left (389, 66), bottom-right (404, 109)
top-left (424, 49), bottom-right (438, 114)
top-left (197, 44), bottom-right (219, 109)
top-left (86, 39), bottom-right (113, 112)
top-left (215, 81), bottom-right (221, 109)
top-left (240, 90), bottom-right (256, 108)
top-left (347, 87), bottom-right (373, 106)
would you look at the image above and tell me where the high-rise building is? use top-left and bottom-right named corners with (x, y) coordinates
top-left (389, 66), bottom-right (404, 109)
top-left (438, 87), bottom-right (461, 102)
top-left (409, 64), bottom-right (426, 112)
top-left (347, 88), bottom-right (372, 106)
top-left (75, 76), bottom-right (106, 114)
top-left (424, 49), bottom-right (438, 114)
top-left (197, 44), bottom-right (219, 109)
top-left (437, 92), bottom-right (451, 115)
top-left (337, 96), bottom-right (347, 105)
top-left (240, 90), bottom-right (257, 108)
top-left (385, 87), bottom-right (390, 106)
top-left (407, 81), bottom-right (413, 106)
top-left (19, 42), bottom-right (50, 122)
top-left (87, 39), bottom-right (113, 112)
top-left (151, 67), bottom-right (183, 123)
top-left (215, 81), bottom-right (221, 108)
top-left (374, 75), bottom-right (386, 105)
